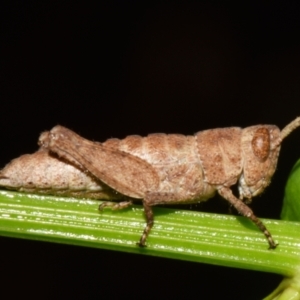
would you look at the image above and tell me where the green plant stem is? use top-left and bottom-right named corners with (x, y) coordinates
top-left (1, 190), bottom-right (300, 278)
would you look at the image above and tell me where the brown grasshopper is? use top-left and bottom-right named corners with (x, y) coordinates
top-left (1, 117), bottom-right (300, 249)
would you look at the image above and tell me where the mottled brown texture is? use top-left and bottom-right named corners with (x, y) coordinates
top-left (39, 126), bottom-right (160, 199)
top-left (105, 133), bottom-right (212, 203)
top-left (0, 148), bottom-right (121, 200)
top-left (2, 118), bottom-right (300, 248)
top-left (195, 128), bottom-right (242, 186)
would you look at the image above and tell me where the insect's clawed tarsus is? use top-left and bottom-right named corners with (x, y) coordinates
top-left (99, 200), bottom-right (133, 211)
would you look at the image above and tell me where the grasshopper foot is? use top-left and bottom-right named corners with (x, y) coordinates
top-left (98, 200), bottom-right (133, 211)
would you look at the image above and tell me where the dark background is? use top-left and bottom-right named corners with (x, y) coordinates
top-left (1, 1), bottom-right (300, 298)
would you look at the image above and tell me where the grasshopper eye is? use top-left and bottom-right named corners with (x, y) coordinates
top-left (251, 127), bottom-right (270, 161)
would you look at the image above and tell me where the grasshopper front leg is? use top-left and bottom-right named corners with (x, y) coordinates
top-left (218, 187), bottom-right (277, 249)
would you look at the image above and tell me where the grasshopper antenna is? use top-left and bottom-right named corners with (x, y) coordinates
top-left (280, 117), bottom-right (300, 140)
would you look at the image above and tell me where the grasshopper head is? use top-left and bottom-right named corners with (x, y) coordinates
top-left (238, 125), bottom-right (282, 199)
top-left (238, 117), bottom-right (300, 200)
